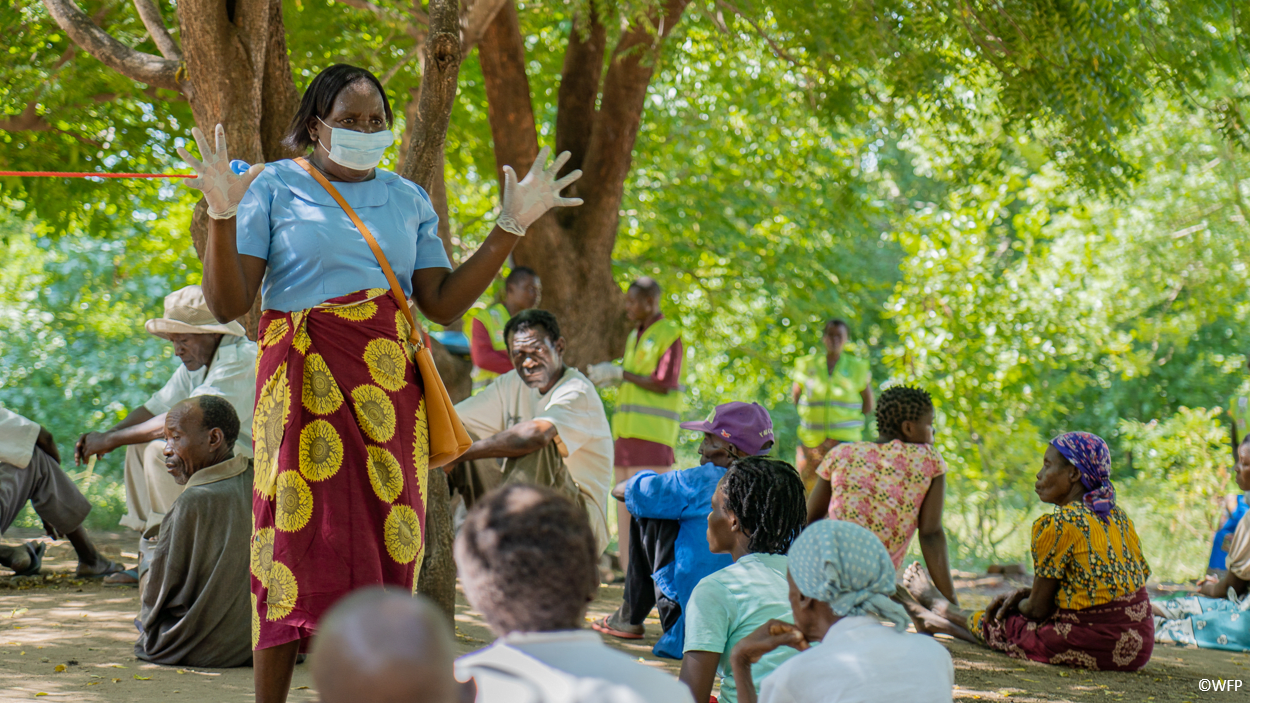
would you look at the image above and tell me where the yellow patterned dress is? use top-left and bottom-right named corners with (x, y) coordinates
top-left (968, 503), bottom-right (1154, 671)
top-left (249, 289), bottom-right (428, 651)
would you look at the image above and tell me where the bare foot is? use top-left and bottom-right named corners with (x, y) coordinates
top-left (894, 585), bottom-right (934, 634)
top-left (903, 562), bottom-right (950, 614)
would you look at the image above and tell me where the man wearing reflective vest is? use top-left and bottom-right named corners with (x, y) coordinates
top-left (791, 319), bottom-right (873, 495)
top-left (463, 266), bottom-right (541, 391)
top-left (608, 277), bottom-right (684, 572)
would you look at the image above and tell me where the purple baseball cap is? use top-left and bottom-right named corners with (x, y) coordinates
top-left (681, 402), bottom-right (775, 456)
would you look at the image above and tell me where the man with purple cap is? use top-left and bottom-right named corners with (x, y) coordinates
top-left (593, 402), bottom-right (775, 659)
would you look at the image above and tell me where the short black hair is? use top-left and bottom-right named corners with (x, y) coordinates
top-left (628, 276), bottom-right (661, 301)
top-left (282, 64), bottom-right (394, 153)
top-left (875, 385), bottom-right (934, 440)
top-left (195, 394), bottom-right (240, 448)
top-left (503, 309), bottom-right (562, 349)
top-left (455, 484), bottom-right (598, 634)
top-left (720, 457), bottom-right (805, 555)
top-left (825, 319), bottom-right (849, 335)
top-left (505, 266), bottom-right (538, 288)
top-left (1242, 434), bottom-right (1251, 446)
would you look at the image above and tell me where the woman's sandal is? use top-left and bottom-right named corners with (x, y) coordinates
top-left (79, 561), bottom-right (128, 580)
top-left (591, 614), bottom-right (644, 640)
top-left (12, 542), bottom-right (45, 577)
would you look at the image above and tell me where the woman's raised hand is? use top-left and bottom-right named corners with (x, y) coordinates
top-left (175, 124), bottom-right (265, 219)
top-left (495, 148), bottom-right (583, 236)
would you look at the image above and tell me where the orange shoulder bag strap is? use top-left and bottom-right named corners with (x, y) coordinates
top-left (292, 157), bottom-right (429, 352)
top-left (292, 157), bottom-right (472, 469)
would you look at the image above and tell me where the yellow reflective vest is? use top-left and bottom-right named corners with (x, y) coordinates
top-left (612, 318), bottom-right (683, 447)
top-left (793, 352), bottom-right (871, 446)
top-left (462, 303), bottom-right (511, 383)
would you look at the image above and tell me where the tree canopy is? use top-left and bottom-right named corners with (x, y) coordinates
top-left (0, 0), bottom-right (1250, 579)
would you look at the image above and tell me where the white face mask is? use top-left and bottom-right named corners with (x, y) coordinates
top-left (317, 117), bottom-right (394, 170)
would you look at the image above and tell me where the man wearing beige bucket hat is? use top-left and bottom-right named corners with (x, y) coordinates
top-left (73, 285), bottom-right (257, 584)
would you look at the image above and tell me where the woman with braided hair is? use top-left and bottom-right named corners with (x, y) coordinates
top-left (678, 456), bottom-right (807, 702)
top-left (808, 385), bottom-right (957, 604)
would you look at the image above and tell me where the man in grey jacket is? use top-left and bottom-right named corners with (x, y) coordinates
top-left (135, 395), bottom-right (253, 667)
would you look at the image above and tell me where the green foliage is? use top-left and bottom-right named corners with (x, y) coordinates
top-left (0, 1), bottom-right (1248, 581)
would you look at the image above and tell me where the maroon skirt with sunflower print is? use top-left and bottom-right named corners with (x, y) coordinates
top-left (249, 289), bottom-right (429, 652)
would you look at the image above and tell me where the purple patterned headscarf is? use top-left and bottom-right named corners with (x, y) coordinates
top-left (1049, 432), bottom-right (1115, 519)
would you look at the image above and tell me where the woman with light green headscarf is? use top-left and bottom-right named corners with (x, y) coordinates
top-left (729, 521), bottom-right (953, 703)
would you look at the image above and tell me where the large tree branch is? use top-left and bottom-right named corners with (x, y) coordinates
top-left (476, 2), bottom-right (539, 179)
top-left (460, 0), bottom-right (507, 58)
top-left (132, 0), bottom-right (182, 60)
top-left (43, 0), bottom-right (182, 92)
top-left (398, 0), bottom-right (462, 193)
top-left (554, 7), bottom-right (606, 190)
top-left (572, 0), bottom-right (692, 257)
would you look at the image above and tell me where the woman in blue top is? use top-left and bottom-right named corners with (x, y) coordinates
top-left (177, 64), bottom-right (580, 701)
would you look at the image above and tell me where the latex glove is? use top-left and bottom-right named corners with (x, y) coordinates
top-left (585, 362), bottom-right (623, 388)
top-left (496, 148), bottom-right (583, 236)
top-left (176, 124), bottom-right (265, 219)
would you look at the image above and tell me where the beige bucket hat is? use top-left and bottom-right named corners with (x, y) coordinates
top-left (145, 285), bottom-right (246, 338)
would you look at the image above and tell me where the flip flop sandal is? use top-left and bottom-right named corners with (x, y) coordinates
top-left (12, 542), bottom-right (45, 577)
top-left (102, 568), bottom-right (140, 584)
top-left (591, 614), bottom-right (644, 640)
top-left (80, 561), bottom-right (128, 580)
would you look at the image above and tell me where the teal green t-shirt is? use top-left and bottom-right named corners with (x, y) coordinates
top-left (682, 553), bottom-right (798, 703)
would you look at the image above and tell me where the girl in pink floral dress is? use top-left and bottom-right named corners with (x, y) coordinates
top-left (807, 385), bottom-right (957, 603)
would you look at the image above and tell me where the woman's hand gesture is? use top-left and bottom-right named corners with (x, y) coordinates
top-left (495, 148), bottom-right (583, 236)
top-left (985, 587), bottom-right (1031, 626)
top-left (176, 124), bottom-right (265, 219)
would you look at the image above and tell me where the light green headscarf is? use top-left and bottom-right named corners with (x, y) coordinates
top-left (787, 521), bottom-right (910, 630)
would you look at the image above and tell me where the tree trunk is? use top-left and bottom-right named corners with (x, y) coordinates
top-left (394, 0), bottom-right (466, 624)
top-left (476, 1), bottom-right (694, 367)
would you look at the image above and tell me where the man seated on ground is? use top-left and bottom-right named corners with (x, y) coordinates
top-left (455, 483), bottom-right (692, 702)
top-left (135, 396), bottom-right (253, 668)
top-left (74, 285), bottom-right (257, 585)
top-left (0, 405), bottom-right (123, 578)
top-left (1153, 435), bottom-right (1250, 652)
top-left (311, 587), bottom-right (471, 703)
top-left (451, 309), bottom-right (614, 552)
top-left (594, 402), bottom-right (775, 659)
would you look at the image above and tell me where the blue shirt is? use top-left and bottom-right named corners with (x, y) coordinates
top-left (625, 463), bottom-right (733, 659)
top-left (236, 159), bottom-right (451, 312)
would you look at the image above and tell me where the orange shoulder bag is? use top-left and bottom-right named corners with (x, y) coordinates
top-left (293, 157), bottom-right (471, 469)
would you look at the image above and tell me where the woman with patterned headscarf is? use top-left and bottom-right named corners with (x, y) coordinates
top-left (897, 432), bottom-right (1155, 671)
top-left (728, 521), bottom-right (954, 702)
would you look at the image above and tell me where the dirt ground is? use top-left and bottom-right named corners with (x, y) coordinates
top-left (0, 530), bottom-right (1251, 703)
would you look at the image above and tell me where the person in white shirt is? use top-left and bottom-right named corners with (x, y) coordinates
top-left (454, 483), bottom-right (691, 703)
top-left (730, 520), bottom-right (954, 703)
top-left (452, 309), bottom-right (614, 552)
top-left (0, 405), bottom-right (123, 578)
top-left (72, 285), bottom-right (257, 584)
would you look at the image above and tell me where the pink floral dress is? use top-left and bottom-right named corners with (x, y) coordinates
top-left (816, 440), bottom-right (947, 568)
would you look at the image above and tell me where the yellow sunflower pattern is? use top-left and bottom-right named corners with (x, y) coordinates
top-left (299, 419), bottom-right (344, 482)
top-left (396, 309), bottom-right (414, 346)
top-left (252, 363), bottom-right (291, 497)
top-left (291, 311), bottom-right (311, 354)
top-left (301, 353), bottom-right (343, 416)
top-left (275, 471), bottom-right (314, 533)
top-left (260, 317), bottom-right (290, 348)
top-left (250, 527), bottom-right (275, 580)
top-left (366, 288), bottom-right (387, 298)
top-left (265, 561), bottom-right (299, 621)
top-left (384, 505), bottom-right (422, 564)
top-left (251, 600), bottom-right (260, 648)
top-left (366, 446), bottom-right (404, 503)
top-left (413, 400), bottom-right (430, 498)
top-left (364, 338), bottom-right (408, 392)
top-left (351, 384), bottom-right (396, 442)
top-left (329, 299), bottom-right (378, 322)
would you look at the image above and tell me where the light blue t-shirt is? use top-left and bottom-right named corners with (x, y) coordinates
top-left (683, 553), bottom-right (798, 703)
top-left (236, 159), bottom-right (451, 312)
